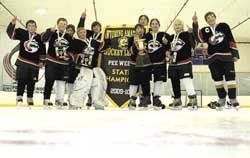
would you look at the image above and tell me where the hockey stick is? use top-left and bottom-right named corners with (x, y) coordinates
top-left (93, 0), bottom-right (98, 21)
top-left (236, 41), bottom-right (250, 44)
top-left (0, 1), bottom-right (25, 27)
top-left (231, 16), bottom-right (250, 30)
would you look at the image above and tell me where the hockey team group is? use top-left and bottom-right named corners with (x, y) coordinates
top-left (6, 10), bottom-right (240, 110)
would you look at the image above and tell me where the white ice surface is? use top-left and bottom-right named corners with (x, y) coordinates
top-left (0, 108), bottom-right (249, 158)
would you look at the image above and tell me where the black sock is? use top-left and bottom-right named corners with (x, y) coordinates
top-left (27, 82), bottom-right (35, 98)
top-left (17, 80), bottom-right (26, 97)
top-left (44, 79), bottom-right (55, 100)
top-left (228, 88), bottom-right (236, 99)
top-left (171, 78), bottom-right (181, 98)
top-left (216, 87), bottom-right (227, 99)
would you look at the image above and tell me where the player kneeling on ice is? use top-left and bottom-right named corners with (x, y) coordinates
top-left (167, 19), bottom-right (198, 110)
top-left (68, 27), bottom-right (109, 110)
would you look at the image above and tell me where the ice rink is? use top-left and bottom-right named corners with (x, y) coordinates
top-left (0, 107), bottom-right (249, 158)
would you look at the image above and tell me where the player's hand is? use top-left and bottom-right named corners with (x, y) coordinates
top-left (167, 56), bottom-right (173, 63)
top-left (192, 11), bottom-right (198, 23)
top-left (162, 35), bottom-right (168, 45)
top-left (165, 51), bottom-right (171, 63)
top-left (133, 34), bottom-right (140, 49)
top-left (81, 9), bottom-right (87, 18)
top-left (78, 53), bottom-right (85, 59)
top-left (133, 34), bottom-right (139, 43)
top-left (11, 16), bottom-right (17, 25)
top-left (39, 62), bottom-right (44, 68)
top-left (233, 57), bottom-right (239, 62)
top-left (50, 24), bottom-right (56, 32)
top-left (186, 24), bottom-right (192, 33)
top-left (165, 56), bottom-right (170, 63)
top-left (138, 50), bottom-right (145, 55)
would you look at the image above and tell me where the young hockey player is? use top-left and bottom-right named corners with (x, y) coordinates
top-left (138, 15), bottom-right (149, 27)
top-left (193, 12), bottom-right (240, 110)
top-left (42, 18), bottom-right (72, 108)
top-left (65, 24), bottom-right (79, 101)
top-left (66, 19), bottom-right (91, 102)
top-left (136, 15), bottom-right (150, 106)
top-left (68, 27), bottom-right (110, 110)
top-left (66, 24), bottom-right (76, 38)
top-left (128, 24), bottom-right (152, 110)
top-left (77, 10), bottom-right (107, 108)
top-left (6, 17), bottom-right (46, 107)
top-left (144, 18), bottom-right (171, 110)
top-left (167, 19), bottom-right (198, 110)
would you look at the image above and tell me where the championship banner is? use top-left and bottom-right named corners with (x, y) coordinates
top-left (101, 25), bottom-right (135, 108)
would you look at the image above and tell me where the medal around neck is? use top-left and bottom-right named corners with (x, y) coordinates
top-left (55, 30), bottom-right (69, 60)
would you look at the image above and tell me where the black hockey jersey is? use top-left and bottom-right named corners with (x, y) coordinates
top-left (144, 31), bottom-right (171, 64)
top-left (68, 38), bottom-right (109, 68)
top-left (6, 23), bottom-right (46, 67)
top-left (199, 23), bottom-right (239, 63)
top-left (42, 29), bottom-right (72, 65)
top-left (169, 31), bottom-right (194, 65)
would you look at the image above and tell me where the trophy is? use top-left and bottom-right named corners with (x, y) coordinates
top-left (135, 39), bottom-right (152, 68)
top-left (137, 38), bottom-right (145, 51)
